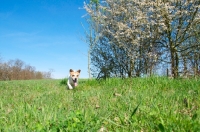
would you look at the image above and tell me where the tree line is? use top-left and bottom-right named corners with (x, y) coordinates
top-left (0, 57), bottom-right (52, 81)
top-left (84, 0), bottom-right (200, 79)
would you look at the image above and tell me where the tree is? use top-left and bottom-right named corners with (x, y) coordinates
top-left (154, 0), bottom-right (200, 78)
top-left (84, 0), bottom-right (161, 78)
top-left (12, 59), bottom-right (24, 80)
top-left (0, 58), bottom-right (53, 80)
top-left (82, 0), bottom-right (101, 79)
top-left (84, 0), bottom-right (200, 78)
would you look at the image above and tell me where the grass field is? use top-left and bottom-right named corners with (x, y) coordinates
top-left (0, 77), bottom-right (200, 131)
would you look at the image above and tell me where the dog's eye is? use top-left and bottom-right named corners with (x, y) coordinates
top-left (77, 75), bottom-right (79, 77)
top-left (72, 75), bottom-right (75, 77)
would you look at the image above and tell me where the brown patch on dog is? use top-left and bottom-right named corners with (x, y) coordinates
top-left (70, 69), bottom-right (81, 78)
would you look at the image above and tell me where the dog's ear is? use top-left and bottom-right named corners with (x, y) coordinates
top-left (77, 69), bottom-right (81, 73)
top-left (70, 69), bottom-right (74, 72)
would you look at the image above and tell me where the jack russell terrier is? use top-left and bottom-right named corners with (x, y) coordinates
top-left (67, 69), bottom-right (81, 89)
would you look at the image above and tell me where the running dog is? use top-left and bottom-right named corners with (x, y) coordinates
top-left (67, 69), bottom-right (81, 89)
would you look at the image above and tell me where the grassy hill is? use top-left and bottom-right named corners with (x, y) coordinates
top-left (0, 77), bottom-right (200, 131)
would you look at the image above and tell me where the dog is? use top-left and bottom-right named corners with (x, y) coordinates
top-left (67, 69), bottom-right (81, 89)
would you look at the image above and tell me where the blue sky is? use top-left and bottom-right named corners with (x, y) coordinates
top-left (0, 0), bottom-right (89, 79)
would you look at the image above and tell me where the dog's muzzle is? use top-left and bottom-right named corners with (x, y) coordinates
top-left (73, 78), bottom-right (78, 86)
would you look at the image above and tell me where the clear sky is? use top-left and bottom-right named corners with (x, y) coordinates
top-left (0, 0), bottom-right (89, 79)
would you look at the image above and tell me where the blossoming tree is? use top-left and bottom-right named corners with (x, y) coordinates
top-left (84, 0), bottom-right (200, 78)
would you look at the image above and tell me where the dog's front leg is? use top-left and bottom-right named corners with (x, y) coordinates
top-left (67, 80), bottom-right (73, 90)
top-left (67, 83), bottom-right (73, 89)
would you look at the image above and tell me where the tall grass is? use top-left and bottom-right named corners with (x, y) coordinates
top-left (0, 77), bottom-right (199, 131)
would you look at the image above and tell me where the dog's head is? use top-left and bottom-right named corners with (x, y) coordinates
top-left (69, 69), bottom-right (81, 86)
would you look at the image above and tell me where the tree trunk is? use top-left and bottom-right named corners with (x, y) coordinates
top-left (170, 49), bottom-right (179, 78)
top-left (175, 52), bottom-right (179, 77)
top-left (88, 50), bottom-right (91, 79)
top-left (183, 56), bottom-right (187, 77)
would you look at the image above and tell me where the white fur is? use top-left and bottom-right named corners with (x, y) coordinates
top-left (67, 75), bottom-right (76, 89)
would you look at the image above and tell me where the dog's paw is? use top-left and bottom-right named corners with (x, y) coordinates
top-left (68, 86), bottom-right (73, 90)
top-left (67, 84), bottom-right (73, 90)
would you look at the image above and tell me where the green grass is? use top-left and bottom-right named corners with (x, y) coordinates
top-left (0, 77), bottom-right (200, 131)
